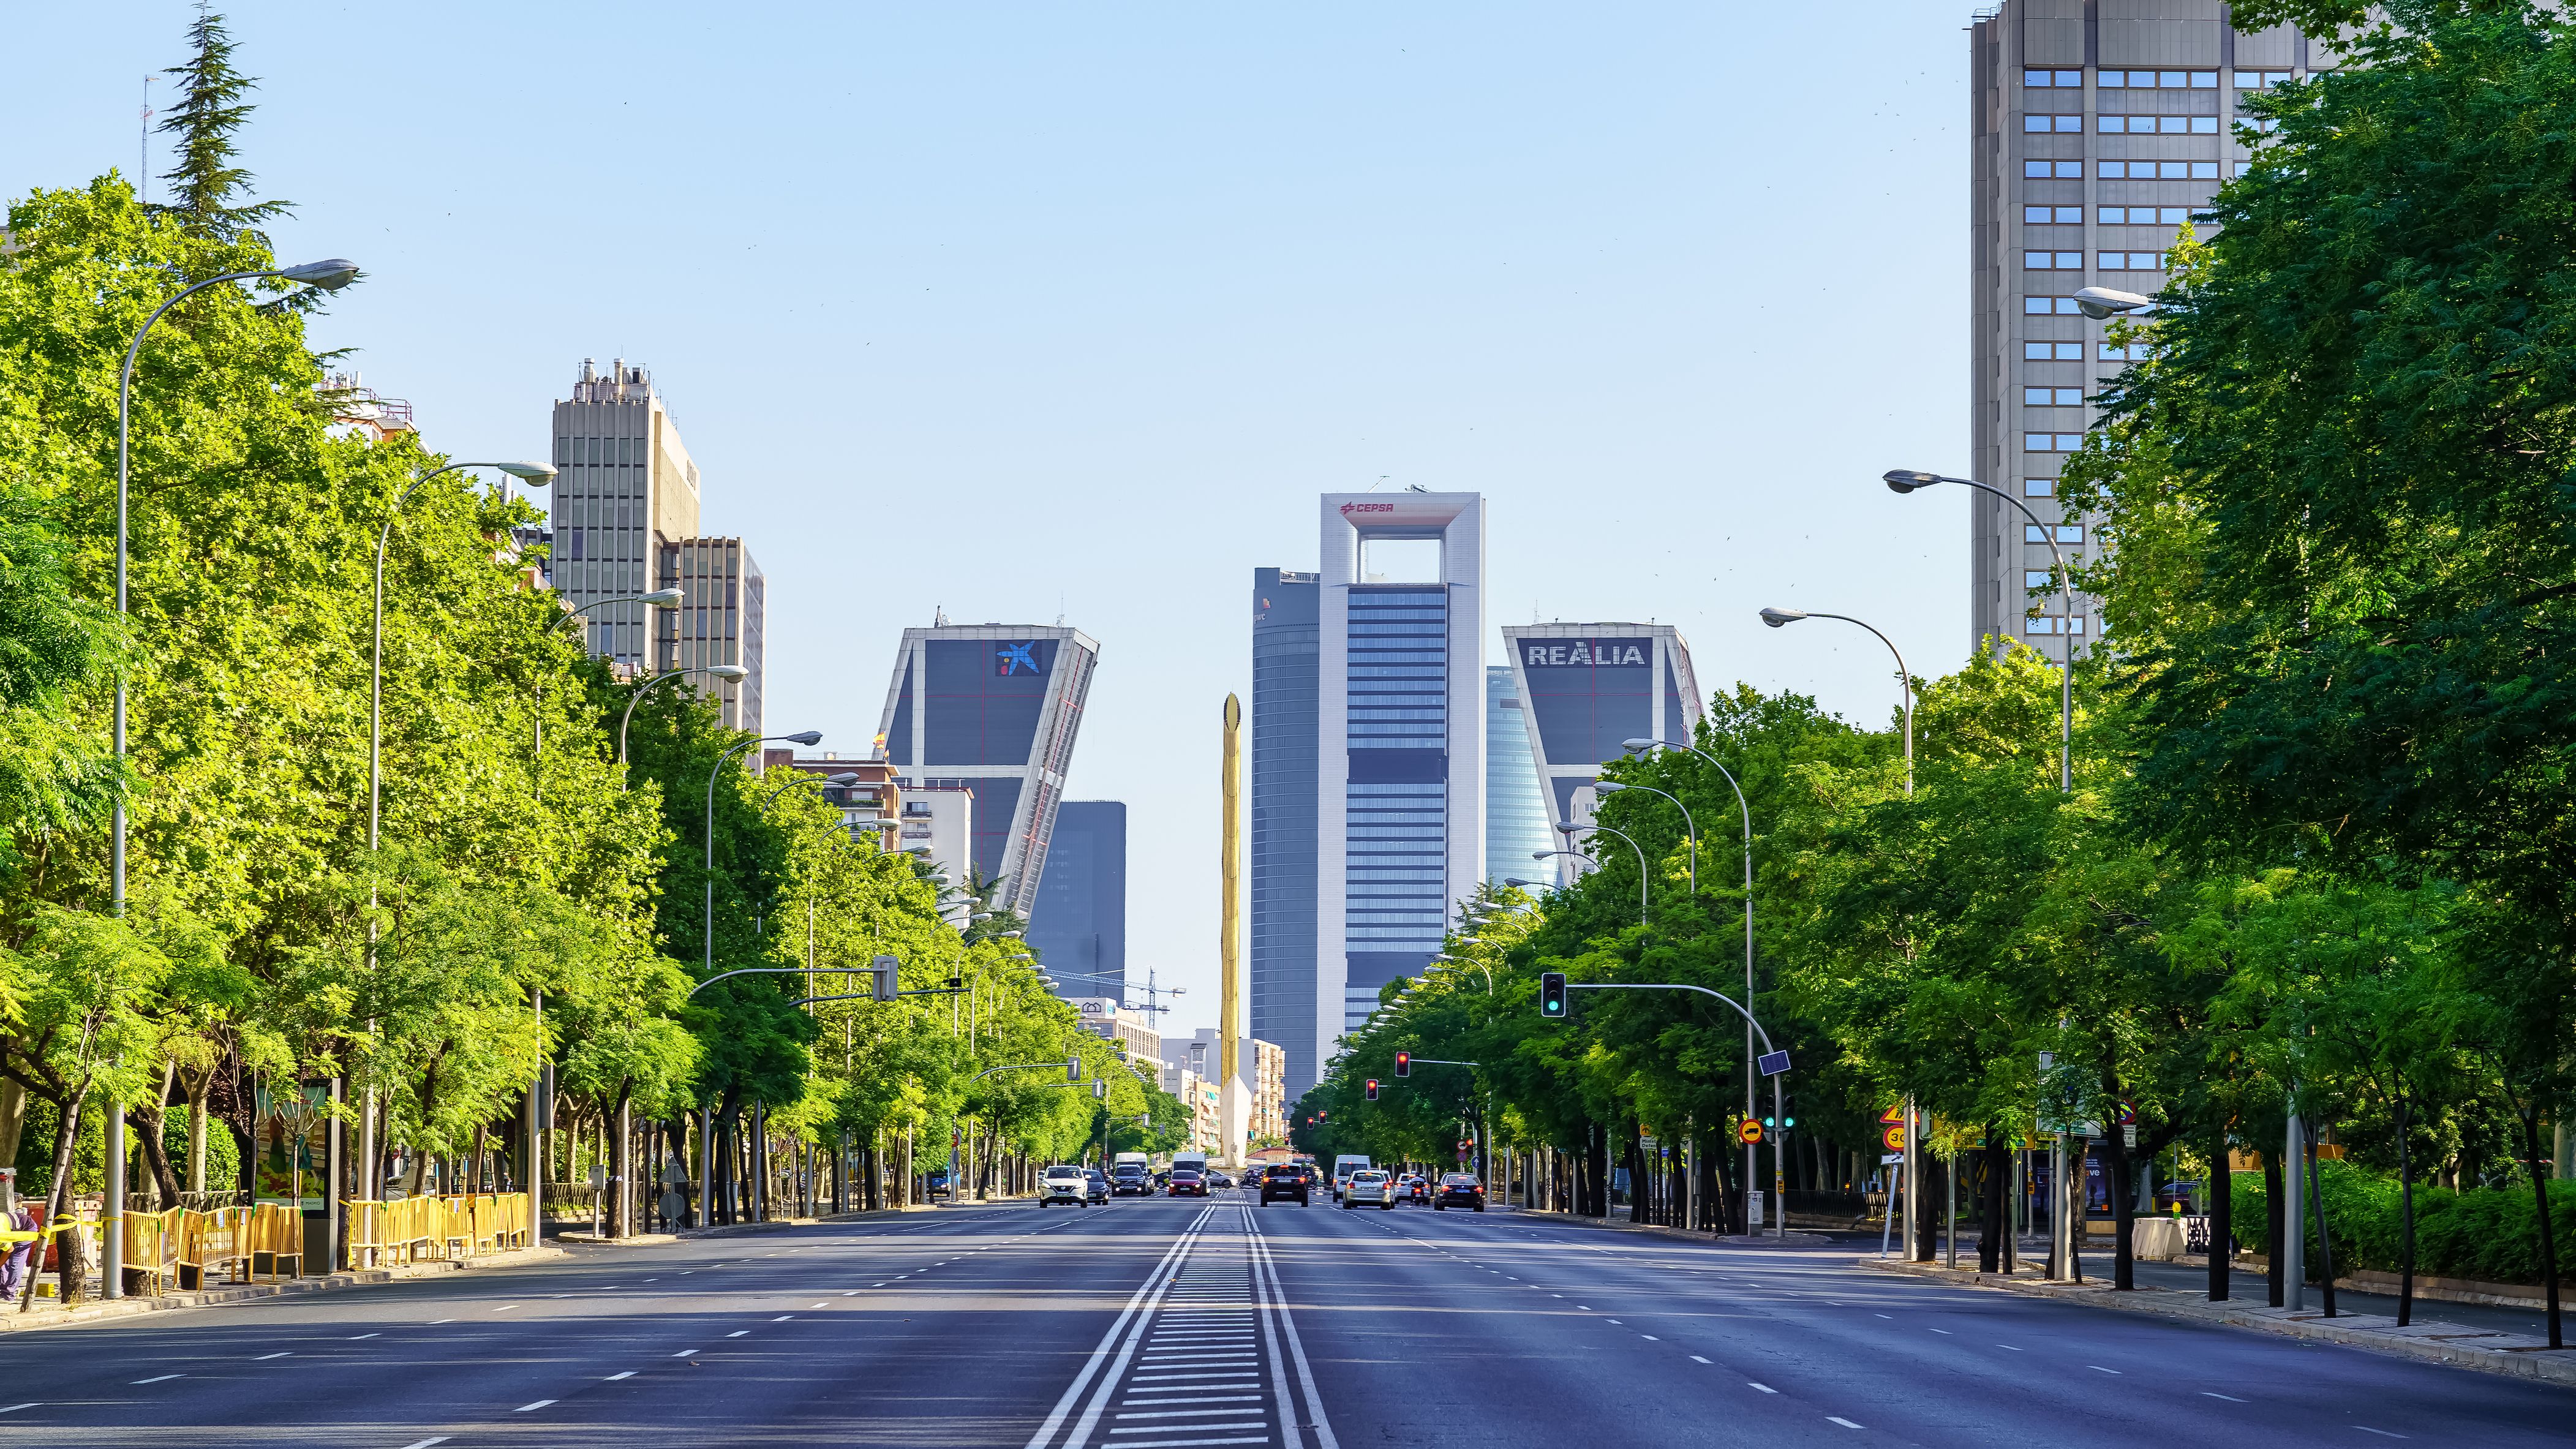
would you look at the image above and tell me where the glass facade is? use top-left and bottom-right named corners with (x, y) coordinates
top-left (1029, 801), bottom-right (1126, 1000)
top-left (1485, 666), bottom-right (1551, 886)
top-left (1249, 570), bottom-right (1318, 1100)
top-left (1341, 586), bottom-right (1450, 1030)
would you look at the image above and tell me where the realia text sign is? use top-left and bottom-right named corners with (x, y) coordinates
top-left (1523, 640), bottom-right (1648, 668)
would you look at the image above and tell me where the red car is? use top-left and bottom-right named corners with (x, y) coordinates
top-left (1167, 1168), bottom-right (1208, 1197)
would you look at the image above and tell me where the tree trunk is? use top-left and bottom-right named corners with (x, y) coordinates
top-left (1913, 1153), bottom-right (1943, 1262)
top-left (1625, 1124), bottom-right (1648, 1225)
top-left (21, 1076), bottom-right (88, 1313)
top-left (2104, 1123), bottom-right (2137, 1290)
top-left (2307, 1132), bottom-right (2338, 1317)
top-left (611, 1091), bottom-right (632, 1239)
top-left (2208, 1126), bottom-right (2231, 1302)
top-left (185, 1078), bottom-right (209, 1195)
top-left (1979, 1136), bottom-right (2008, 1272)
top-left (2395, 1094), bottom-right (2412, 1327)
top-left (2521, 1108), bottom-right (2563, 1349)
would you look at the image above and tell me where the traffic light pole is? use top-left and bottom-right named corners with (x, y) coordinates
top-left (1562, 982), bottom-right (1790, 1239)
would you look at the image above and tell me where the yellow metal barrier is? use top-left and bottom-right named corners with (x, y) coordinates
top-left (118, 1208), bottom-right (183, 1297)
top-left (240, 1202), bottom-right (303, 1282)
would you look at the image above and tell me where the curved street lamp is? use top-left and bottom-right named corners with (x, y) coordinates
top-left (704, 731), bottom-right (823, 974)
top-left (104, 257), bottom-right (359, 1297)
top-left (1760, 608), bottom-right (1915, 795)
top-left (1592, 780), bottom-right (1696, 892)
top-left (1558, 822), bottom-right (1649, 925)
top-left (619, 663), bottom-right (751, 766)
top-left (1883, 470), bottom-right (2076, 793)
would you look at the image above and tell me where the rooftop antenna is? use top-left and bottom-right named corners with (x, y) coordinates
top-left (138, 76), bottom-right (153, 206)
top-left (1368, 475), bottom-right (1388, 492)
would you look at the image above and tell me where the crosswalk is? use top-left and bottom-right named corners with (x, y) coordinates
top-left (1026, 1203), bottom-right (1336, 1449)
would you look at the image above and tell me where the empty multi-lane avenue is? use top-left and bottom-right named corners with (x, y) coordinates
top-left (0, 1192), bottom-right (2564, 1447)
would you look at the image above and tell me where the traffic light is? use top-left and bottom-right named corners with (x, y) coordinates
top-left (1394, 1051), bottom-right (1412, 1077)
top-left (1365, 1080), bottom-right (1380, 1101)
top-left (1540, 972), bottom-right (1568, 1018)
top-left (871, 954), bottom-right (900, 1003)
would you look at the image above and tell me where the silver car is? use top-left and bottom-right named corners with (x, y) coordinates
top-left (1341, 1169), bottom-right (1397, 1210)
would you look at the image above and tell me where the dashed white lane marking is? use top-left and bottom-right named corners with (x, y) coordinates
top-left (254, 1352), bottom-right (292, 1361)
top-left (396, 1439), bottom-right (450, 1449)
top-left (1995, 1344), bottom-right (2021, 1351)
top-left (727, 1330), bottom-right (750, 1338)
top-left (1750, 1383), bottom-right (1778, 1394)
top-left (774, 1315), bottom-right (794, 1321)
top-left (2204, 1393), bottom-right (2248, 1402)
top-left (2354, 1429), bottom-right (2408, 1440)
top-left (1640, 1335), bottom-right (1659, 1341)
top-left (1928, 1328), bottom-right (1951, 1335)
top-left (348, 1332), bottom-right (380, 1340)
top-left (2088, 1365), bottom-right (2121, 1374)
top-left (672, 1348), bottom-right (700, 1358)
top-left (1828, 1417), bottom-right (1864, 1429)
top-left (132, 1374), bottom-right (183, 1384)
top-left (606, 1371), bottom-right (636, 1380)
top-left (494, 1303), bottom-right (520, 1311)
top-left (516, 1399), bottom-right (556, 1412)
top-left (809, 1301), bottom-right (827, 1309)
top-left (427, 1319), bottom-right (453, 1325)
top-left (1690, 1355), bottom-right (1711, 1364)
top-left (1874, 1314), bottom-right (1893, 1319)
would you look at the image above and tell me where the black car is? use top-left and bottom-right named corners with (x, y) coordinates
top-left (1258, 1163), bottom-right (1311, 1205)
top-left (1433, 1173), bottom-right (1486, 1211)
top-left (1110, 1163), bottom-right (1152, 1197)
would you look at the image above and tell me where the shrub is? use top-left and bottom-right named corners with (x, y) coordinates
top-left (2227, 1166), bottom-right (2576, 1285)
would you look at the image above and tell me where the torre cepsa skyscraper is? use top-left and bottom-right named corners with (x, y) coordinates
top-left (873, 624), bottom-right (1098, 920)
top-left (1305, 492), bottom-right (1485, 1086)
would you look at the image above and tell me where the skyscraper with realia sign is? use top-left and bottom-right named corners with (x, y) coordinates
top-left (873, 624), bottom-right (1098, 920)
top-left (1500, 623), bottom-right (1701, 886)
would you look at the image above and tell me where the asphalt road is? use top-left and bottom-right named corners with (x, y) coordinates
top-left (0, 1194), bottom-right (2565, 1447)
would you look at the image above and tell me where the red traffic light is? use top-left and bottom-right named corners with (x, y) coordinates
top-left (1365, 1079), bottom-right (1380, 1101)
top-left (1394, 1051), bottom-right (1412, 1077)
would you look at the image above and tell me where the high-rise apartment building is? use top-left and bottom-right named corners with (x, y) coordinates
top-left (1971, 1), bottom-right (2316, 657)
top-left (1501, 624), bottom-right (1701, 886)
top-left (1316, 492), bottom-right (1485, 1082)
top-left (1485, 666), bottom-right (1553, 887)
top-left (548, 359), bottom-right (702, 672)
top-left (1248, 569), bottom-right (1320, 1099)
top-left (655, 536), bottom-right (763, 732)
top-left (1029, 800), bottom-right (1128, 999)
top-left (873, 625), bottom-right (1098, 919)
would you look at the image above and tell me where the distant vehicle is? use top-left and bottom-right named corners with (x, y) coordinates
top-left (1331, 1154), bottom-right (1372, 1201)
top-left (1083, 1168), bottom-right (1110, 1204)
top-left (1259, 1163), bottom-right (1311, 1206)
top-left (1110, 1161), bottom-right (1153, 1197)
top-left (1171, 1151), bottom-right (1210, 1177)
top-left (925, 1169), bottom-right (953, 1198)
top-left (1168, 1168), bottom-right (1208, 1197)
top-left (1397, 1173), bottom-right (1429, 1205)
top-left (1113, 1151), bottom-right (1150, 1169)
top-left (1207, 1172), bottom-right (1234, 1190)
top-left (1343, 1169), bottom-right (1397, 1210)
top-left (1434, 1173), bottom-right (1486, 1211)
top-left (1039, 1165), bottom-right (1091, 1207)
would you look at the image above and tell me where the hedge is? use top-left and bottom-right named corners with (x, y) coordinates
top-left (2225, 1165), bottom-right (2576, 1287)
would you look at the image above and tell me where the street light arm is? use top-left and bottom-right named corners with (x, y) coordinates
top-left (1887, 473), bottom-right (2075, 792)
top-left (1601, 781), bottom-right (1696, 893)
top-left (1562, 822), bottom-right (1650, 924)
top-left (1565, 982), bottom-right (1777, 1056)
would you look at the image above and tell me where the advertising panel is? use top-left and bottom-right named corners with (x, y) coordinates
top-left (254, 1080), bottom-right (331, 1215)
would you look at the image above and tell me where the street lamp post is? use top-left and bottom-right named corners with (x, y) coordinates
top-left (1883, 470), bottom-right (2076, 794)
top-left (619, 663), bottom-right (750, 766)
top-left (1592, 781), bottom-right (1696, 891)
top-left (1559, 822), bottom-right (1649, 924)
top-left (1622, 737), bottom-right (1760, 1233)
top-left (104, 258), bottom-right (360, 1298)
top-left (1758, 608), bottom-right (1915, 796)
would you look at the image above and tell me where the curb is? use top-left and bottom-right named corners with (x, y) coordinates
top-left (1859, 1255), bottom-right (2576, 1390)
top-left (0, 1244), bottom-right (567, 1335)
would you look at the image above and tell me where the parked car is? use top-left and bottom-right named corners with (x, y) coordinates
top-left (1433, 1173), bottom-right (1486, 1211)
top-left (1258, 1163), bottom-right (1311, 1206)
top-left (1110, 1162), bottom-right (1153, 1197)
top-left (1039, 1165), bottom-right (1091, 1207)
top-left (1343, 1169), bottom-right (1398, 1210)
top-left (1168, 1168), bottom-right (1208, 1197)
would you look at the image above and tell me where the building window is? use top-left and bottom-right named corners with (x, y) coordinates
top-left (2022, 251), bottom-right (2087, 270)
top-left (2023, 432), bottom-right (2085, 452)
top-left (2099, 206), bottom-right (2202, 225)
top-left (2024, 205), bottom-right (2084, 224)
top-left (2098, 159), bottom-right (2221, 180)
top-left (2024, 386), bottom-right (2085, 406)
top-left (2099, 70), bottom-right (2218, 89)
top-left (2024, 113), bottom-right (2086, 133)
top-left (2024, 69), bottom-right (2085, 86)
top-left (2098, 251), bottom-right (2165, 270)
top-left (2100, 341), bottom-right (2153, 361)
top-left (2234, 70), bottom-right (2295, 89)
top-left (2099, 114), bottom-right (2221, 134)
top-left (2235, 160), bottom-right (2254, 177)
top-left (2024, 341), bottom-right (2086, 361)
top-left (2024, 478), bottom-right (2056, 497)
top-left (2025, 570), bottom-right (2058, 590)
top-left (2025, 295), bottom-right (2084, 315)
top-left (2027, 523), bottom-right (2086, 543)
top-left (2024, 615), bottom-right (2088, 634)
top-left (2023, 159), bottom-right (2086, 178)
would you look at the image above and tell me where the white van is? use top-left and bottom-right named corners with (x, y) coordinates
top-left (1331, 1154), bottom-right (1372, 1202)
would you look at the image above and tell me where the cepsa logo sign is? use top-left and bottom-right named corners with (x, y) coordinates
top-left (1524, 640), bottom-right (1649, 668)
top-left (1339, 502), bottom-right (1396, 516)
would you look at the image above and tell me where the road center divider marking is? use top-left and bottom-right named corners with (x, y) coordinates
top-left (1023, 1205), bottom-right (1218, 1449)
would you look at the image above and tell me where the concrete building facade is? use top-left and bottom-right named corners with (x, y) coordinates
top-left (655, 536), bottom-right (763, 733)
top-left (874, 625), bottom-right (1099, 919)
top-left (1970, 1), bottom-right (2316, 657)
top-left (1072, 998), bottom-right (1161, 1066)
top-left (548, 359), bottom-right (701, 673)
top-left (1500, 624), bottom-right (1702, 887)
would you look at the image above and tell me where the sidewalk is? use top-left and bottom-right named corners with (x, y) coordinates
top-left (0, 1243), bottom-right (565, 1336)
top-left (1861, 1254), bottom-right (2576, 1390)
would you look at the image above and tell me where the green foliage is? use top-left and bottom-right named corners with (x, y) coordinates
top-left (2230, 1166), bottom-right (2576, 1287)
top-left (153, 10), bottom-right (289, 241)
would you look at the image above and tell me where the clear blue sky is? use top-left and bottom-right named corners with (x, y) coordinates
top-left (8, 2), bottom-right (1971, 1048)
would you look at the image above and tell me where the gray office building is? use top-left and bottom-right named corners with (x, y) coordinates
top-left (1249, 568), bottom-right (1319, 1100)
top-left (1971, 1), bottom-right (2317, 657)
top-left (655, 536), bottom-right (763, 734)
top-left (548, 359), bottom-right (702, 673)
top-left (1485, 666), bottom-right (1552, 887)
top-left (1028, 800), bottom-right (1128, 1000)
top-left (875, 625), bottom-right (1098, 919)
top-left (1501, 624), bottom-right (1701, 887)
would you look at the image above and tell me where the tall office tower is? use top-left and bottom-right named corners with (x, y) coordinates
top-left (874, 625), bottom-right (1098, 919)
top-left (1501, 624), bottom-right (1702, 887)
top-left (1248, 569), bottom-right (1319, 1099)
top-left (655, 536), bottom-right (763, 732)
top-left (1970, 1), bottom-right (2314, 658)
top-left (548, 359), bottom-right (701, 672)
top-left (1316, 492), bottom-right (1485, 1082)
top-left (1485, 666), bottom-right (1553, 886)
top-left (1029, 800), bottom-right (1128, 999)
